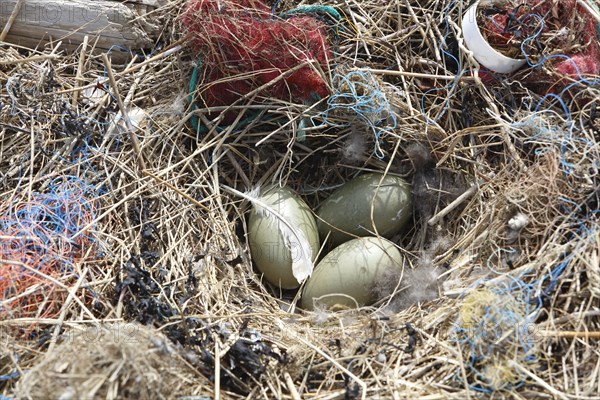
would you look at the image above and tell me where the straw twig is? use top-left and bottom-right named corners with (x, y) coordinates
top-left (102, 54), bottom-right (147, 171)
top-left (0, 0), bottom-right (24, 42)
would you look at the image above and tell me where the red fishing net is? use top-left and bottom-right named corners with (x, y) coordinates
top-left (0, 178), bottom-right (98, 332)
top-left (182, 0), bottom-right (333, 123)
top-left (481, 0), bottom-right (599, 78)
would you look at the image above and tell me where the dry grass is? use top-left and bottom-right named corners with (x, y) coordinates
top-left (1, 0), bottom-right (599, 399)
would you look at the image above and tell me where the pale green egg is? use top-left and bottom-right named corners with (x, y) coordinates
top-left (301, 237), bottom-right (404, 310)
top-left (316, 173), bottom-right (412, 246)
top-left (248, 186), bottom-right (320, 289)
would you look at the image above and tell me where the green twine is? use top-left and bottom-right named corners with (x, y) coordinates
top-left (188, 58), bottom-right (203, 135)
top-left (279, 5), bottom-right (343, 25)
top-left (188, 58), bottom-right (259, 136)
top-left (279, 5), bottom-right (345, 45)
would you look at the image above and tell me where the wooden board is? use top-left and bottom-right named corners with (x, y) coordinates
top-left (0, 0), bottom-right (169, 60)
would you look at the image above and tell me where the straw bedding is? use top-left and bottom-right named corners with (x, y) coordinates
top-left (1, 0), bottom-right (599, 398)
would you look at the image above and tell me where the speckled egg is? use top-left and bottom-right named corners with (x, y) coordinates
top-left (316, 173), bottom-right (412, 246)
top-left (248, 186), bottom-right (320, 289)
top-left (301, 237), bottom-right (404, 310)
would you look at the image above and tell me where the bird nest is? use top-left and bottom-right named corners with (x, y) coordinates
top-left (1, 0), bottom-right (599, 398)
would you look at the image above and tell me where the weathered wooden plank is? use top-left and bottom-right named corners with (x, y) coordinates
top-left (0, 0), bottom-right (169, 60)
